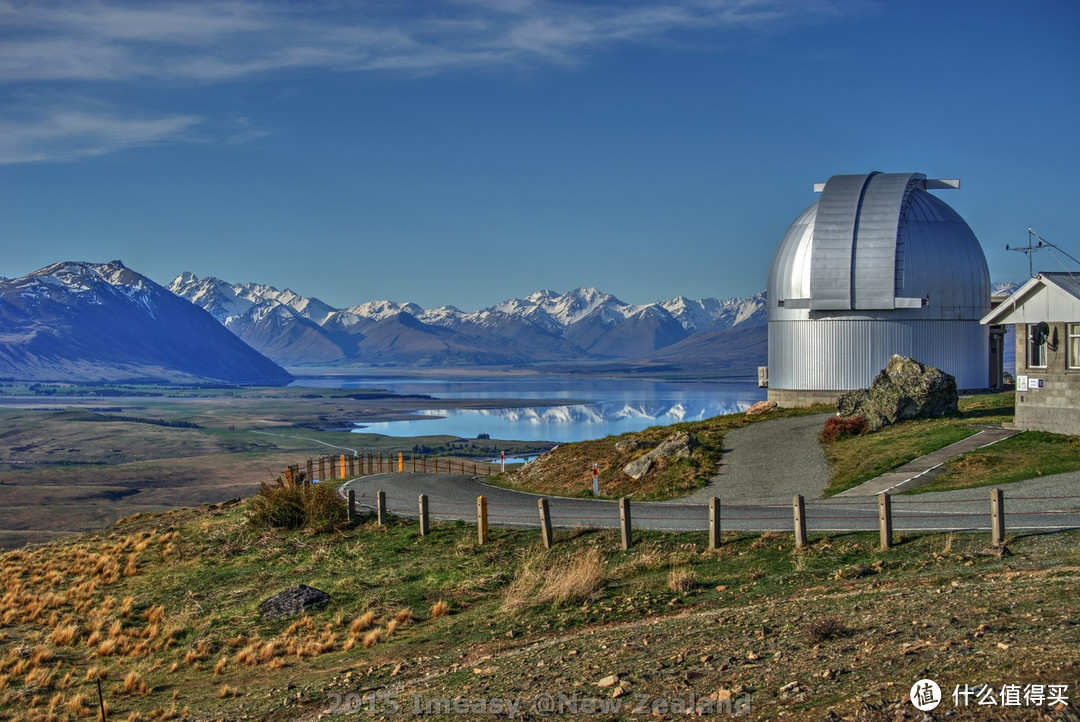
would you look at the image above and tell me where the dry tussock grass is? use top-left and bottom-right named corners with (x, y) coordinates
top-left (30, 648), bottom-right (53, 667)
top-left (503, 547), bottom-right (607, 611)
top-left (362, 629), bottom-right (380, 648)
top-left (122, 669), bottom-right (147, 695)
top-left (285, 616), bottom-right (314, 636)
top-left (430, 600), bottom-right (449, 618)
top-left (142, 605), bottom-right (165, 625)
top-left (258, 641), bottom-right (278, 662)
top-left (667, 566), bottom-right (697, 593)
top-left (65, 692), bottom-right (90, 717)
top-left (23, 666), bottom-right (54, 692)
top-left (349, 611), bottom-right (376, 635)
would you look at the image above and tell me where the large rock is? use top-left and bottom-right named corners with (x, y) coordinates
top-left (622, 431), bottom-right (696, 480)
top-left (745, 400), bottom-right (778, 416)
top-left (258, 584), bottom-right (330, 620)
top-left (837, 355), bottom-right (958, 432)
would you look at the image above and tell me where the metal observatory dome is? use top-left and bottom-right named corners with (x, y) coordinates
top-left (766, 171), bottom-right (990, 406)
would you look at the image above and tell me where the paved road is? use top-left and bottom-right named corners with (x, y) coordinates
top-left (340, 472), bottom-right (1080, 534)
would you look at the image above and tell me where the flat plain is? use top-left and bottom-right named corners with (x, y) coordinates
top-left (0, 387), bottom-right (554, 548)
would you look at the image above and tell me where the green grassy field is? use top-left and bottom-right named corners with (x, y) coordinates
top-left (819, 391), bottom-right (1036, 496)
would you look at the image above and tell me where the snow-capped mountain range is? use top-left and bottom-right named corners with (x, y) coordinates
top-left (168, 273), bottom-right (768, 369)
top-left (0, 262), bottom-right (291, 384)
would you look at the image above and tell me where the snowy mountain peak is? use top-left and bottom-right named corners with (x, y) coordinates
top-left (344, 300), bottom-right (424, 321)
top-left (992, 280), bottom-right (1020, 297)
top-left (170, 273), bottom-right (337, 325)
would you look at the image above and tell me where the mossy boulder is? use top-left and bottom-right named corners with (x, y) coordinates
top-left (837, 355), bottom-right (958, 432)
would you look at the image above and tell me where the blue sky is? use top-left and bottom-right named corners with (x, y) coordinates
top-left (1, 1), bottom-right (1077, 311)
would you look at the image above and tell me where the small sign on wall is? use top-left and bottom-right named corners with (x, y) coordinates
top-left (1017, 375), bottom-right (1028, 392)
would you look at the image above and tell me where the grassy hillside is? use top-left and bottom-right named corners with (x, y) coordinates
top-left (498, 405), bottom-right (828, 500)
top-left (0, 491), bottom-right (1077, 720)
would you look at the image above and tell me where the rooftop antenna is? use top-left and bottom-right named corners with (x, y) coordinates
top-left (1005, 228), bottom-right (1080, 279)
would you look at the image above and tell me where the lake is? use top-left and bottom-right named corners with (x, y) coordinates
top-left (293, 375), bottom-right (766, 443)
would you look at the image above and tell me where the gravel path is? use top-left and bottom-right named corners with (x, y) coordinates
top-left (675, 413), bottom-right (834, 505)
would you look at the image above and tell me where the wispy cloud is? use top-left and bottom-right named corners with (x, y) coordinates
top-left (0, 104), bottom-right (203, 163)
top-left (1, 0), bottom-right (836, 82)
top-left (0, 0), bottom-right (841, 161)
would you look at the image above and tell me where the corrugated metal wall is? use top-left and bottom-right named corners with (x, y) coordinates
top-left (768, 318), bottom-right (989, 390)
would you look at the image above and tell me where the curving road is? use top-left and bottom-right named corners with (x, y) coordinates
top-left (340, 472), bottom-right (1080, 535)
top-left (339, 411), bottom-right (1080, 535)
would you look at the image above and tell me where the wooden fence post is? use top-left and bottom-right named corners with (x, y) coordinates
top-left (793, 494), bottom-right (807, 548)
top-left (538, 498), bottom-right (554, 549)
top-left (319, 457), bottom-right (325, 483)
top-left (412, 454), bottom-right (416, 472)
top-left (419, 494), bottom-right (429, 536)
top-left (619, 497), bottom-right (633, 550)
top-left (306, 459), bottom-right (313, 483)
top-left (709, 497), bottom-right (721, 550)
top-left (422, 456), bottom-right (427, 473)
top-left (990, 488), bottom-right (1005, 547)
top-left (377, 491), bottom-right (387, 526)
top-left (368, 453), bottom-right (373, 473)
top-left (348, 490), bottom-right (356, 522)
top-left (878, 493), bottom-right (893, 550)
top-left (376, 453), bottom-right (382, 473)
top-left (477, 496), bottom-right (488, 545)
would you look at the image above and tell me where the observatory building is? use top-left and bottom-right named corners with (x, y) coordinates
top-left (765, 171), bottom-right (991, 406)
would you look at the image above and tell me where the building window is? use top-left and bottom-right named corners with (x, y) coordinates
top-left (1070, 323), bottom-right (1080, 370)
top-left (1029, 324), bottom-right (1047, 369)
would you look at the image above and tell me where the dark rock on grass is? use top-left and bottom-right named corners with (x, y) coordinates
top-left (837, 355), bottom-right (958, 432)
top-left (259, 584), bottom-right (330, 620)
top-left (622, 431), bottom-right (696, 480)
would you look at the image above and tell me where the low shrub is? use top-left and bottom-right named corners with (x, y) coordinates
top-left (247, 479), bottom-right (348, 533)
top-left (805, 615), bottom-right (853, 643)
top-left (821, 415), bottom-right (867, 443)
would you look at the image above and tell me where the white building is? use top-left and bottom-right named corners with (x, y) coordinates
top-left (981, 272), bottom-right (1080, 436)
top-left (766, 172), bottom-right (991, 406)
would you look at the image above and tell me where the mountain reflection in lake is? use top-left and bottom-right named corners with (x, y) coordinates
top-left (335, 377), bottom-right (765, 443)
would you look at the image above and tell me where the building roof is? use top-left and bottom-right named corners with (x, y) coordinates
top-left (769, 171), bottom-right (990, 321)
top-left (981, 272), bottom-right (1080, 325)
